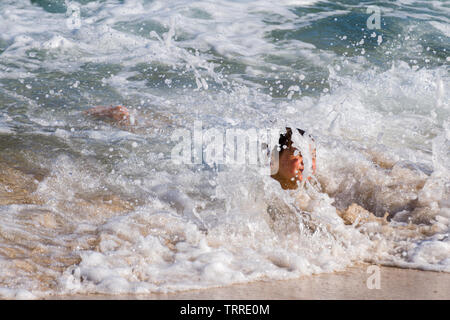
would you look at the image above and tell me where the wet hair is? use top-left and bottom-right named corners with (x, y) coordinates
top-left (278, 127), bottom-right (306, 154)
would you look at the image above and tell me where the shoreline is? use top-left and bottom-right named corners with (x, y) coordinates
top-left (44, 265), bottom-right (450, 300)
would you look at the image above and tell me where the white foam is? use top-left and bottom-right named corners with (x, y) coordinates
top-left (0, 288), bottom-right (36, 300)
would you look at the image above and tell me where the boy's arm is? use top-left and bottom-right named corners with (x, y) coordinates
top-left (84, 105), bottom-right (131, 125)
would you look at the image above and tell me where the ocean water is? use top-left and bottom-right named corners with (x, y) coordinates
top-left (0, 0), bottom-right (449, 298)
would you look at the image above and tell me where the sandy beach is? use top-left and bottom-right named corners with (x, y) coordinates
top-left (45, 265), bottom-right (450, 300)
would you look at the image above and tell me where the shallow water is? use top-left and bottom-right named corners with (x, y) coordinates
top-left (0, 0), bottom-right (449, 298)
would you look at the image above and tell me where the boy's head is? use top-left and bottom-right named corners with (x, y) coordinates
top-left (270, 128), bottom-right (316, 189)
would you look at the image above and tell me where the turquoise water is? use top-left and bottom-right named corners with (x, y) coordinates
top-left (0, 0), bottom-right (449, 298)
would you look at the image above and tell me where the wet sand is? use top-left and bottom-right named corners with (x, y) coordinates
top-left (45, 265), bottom-right (450, 300)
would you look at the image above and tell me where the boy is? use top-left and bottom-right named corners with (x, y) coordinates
top-left (270, 128), bottom-right (317, 190)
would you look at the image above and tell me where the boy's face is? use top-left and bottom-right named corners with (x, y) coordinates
top-left (277, 146), bottom-right (316, 182)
